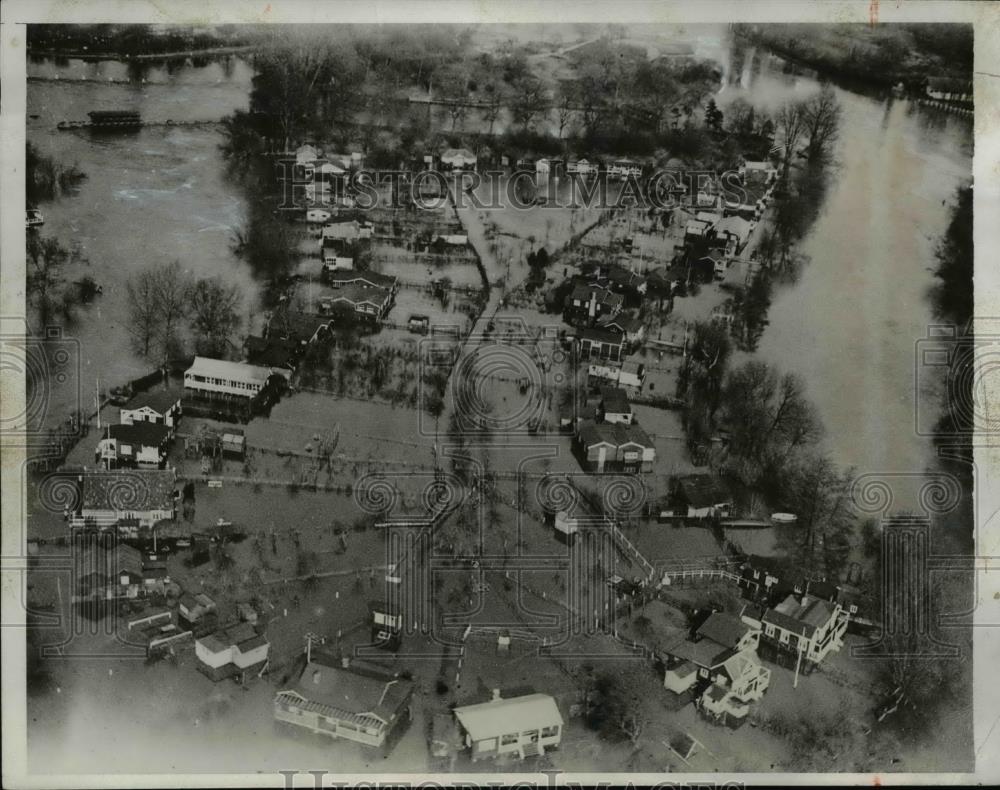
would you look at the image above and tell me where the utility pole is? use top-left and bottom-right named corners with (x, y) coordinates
top-left (793, 634), bottom-right (805, 688)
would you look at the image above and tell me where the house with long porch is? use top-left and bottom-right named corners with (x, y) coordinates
top-left (274, 657), bottom-right (414, 750)
top-left (453, 690), bottom-right (563, 761)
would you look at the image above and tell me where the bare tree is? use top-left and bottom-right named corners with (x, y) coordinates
top-left (125, 267), bottom-right (160, 357)
top-left (26, 234), bottom-right (70, 331)
top-left (154, 262), bottom-right (192, 362)
top-left (190, 277), bottom-right (242, 357)
top-left (721, 360), bottom-right (822, 485)
top-left (801, 86), bottom-right (842, 162)
top-left (774, 102), bottom-right (806, 174)
top-left (555, 82), bottom-right (578, 139)
top-left (125, 261), bottom-right (192, 360)
top-left (509, 74), bottom-right (548, 132)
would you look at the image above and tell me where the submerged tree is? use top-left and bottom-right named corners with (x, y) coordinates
top-left (26, 234), bottom-right (70, 331)
top-left (721, 360), bottom-right (823, 487)
top-left (801, 86), bottom-right (843, 162)
top-left (190, 277), bottom-right (243, 357)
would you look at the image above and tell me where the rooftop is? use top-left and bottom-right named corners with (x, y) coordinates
top-left (763, 594), bottom-right (837, 638)
top-left (663, 634), bottom-right (734, 669)
top-left (600, 387), bottom-right (631, 416)
top-left (185, 357), bottom-right (276, 386)
top-left (695, 611), bottom-right (751, 650)
top-left (326, 270), bottom-right (396, 289)
top-left (198, 622), bottom-right (267, 654)
top-left (577, 420), bottom-right (653, 450)
top-left (578, 326), bottom-right (626, 346)
top-left (122, 388), bottom-right (182, 414)
top-left (453, 693), bottom-right (563, 741)
top-left (101, 422), bottom-right (172, 447)
top-left (80, 469), bottom-right (176, 512)
top-left (328, 284), bottom-right (393, 310)
top-left (283, 658), bottom-right (413, 727)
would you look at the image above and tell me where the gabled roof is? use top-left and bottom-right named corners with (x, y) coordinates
top-left (198, 622), bottom-right (267, 655)
top-left (577, 420), bottom-right (653, 450)
top-left (122, 388), bottom-right (182, 414)
top-left (284, 659), bottom-right (413, 727)
top-left (599, 314), bottom-right (643, 334)
top-left (80, 469), bottom-right (176, 512)
top-left (663, 634), bottom-right (734, 669)
top-left (326, 270), bottom-right (396, 290)
top-left (453, 693), bottom-right (562, 741)
top-left (78, 542), bottom-right (144, 580)
top-left (328, 284), bottom-right (393, 311)
top-left (762, 594), bottom-right (837, 638)
top-left (578, 326), bottom-right (625, 346)
top-left (102, 422), bottom-right (171, 448)
top-left (696, 611), bottom-right (751, 650)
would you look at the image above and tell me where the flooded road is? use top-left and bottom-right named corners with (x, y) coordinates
top-left (716, 42), bottom-right (973, 482)
top-left (26, 57), bottom-right (256, 426)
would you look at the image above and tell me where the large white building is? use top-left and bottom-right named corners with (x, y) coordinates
top-left (183, 357), bottom-right (288, 400)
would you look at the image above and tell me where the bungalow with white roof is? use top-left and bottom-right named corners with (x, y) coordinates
top-left (195, 622), bottom-right (270, 682)
top-left (453, 690), bottom-right (563, 761)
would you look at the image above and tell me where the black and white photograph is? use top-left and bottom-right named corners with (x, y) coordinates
top-left (1, 1), bottom-right (998, 786)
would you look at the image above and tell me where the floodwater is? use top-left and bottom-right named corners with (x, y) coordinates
top-left (26, 57), bottom-right (257, 427)
top-left (716, 42), bottom-right (973, 483)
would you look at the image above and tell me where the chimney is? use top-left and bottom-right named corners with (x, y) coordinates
top-left (491, 688), bottom-right (502, 702)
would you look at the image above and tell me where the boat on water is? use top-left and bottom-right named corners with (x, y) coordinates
top-left (770, 513), bottom-right (798, 524)
top-left (26, 208), bottom-right (44, 228)
top-left (88, 109), bottom-right (141, 127)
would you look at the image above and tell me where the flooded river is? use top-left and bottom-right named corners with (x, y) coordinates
top-left (715, 41), bottom-right (973, 483)
top-left (26, 39), bottom-right (974, 485)
top-left (26, 56), bottom-right (257, 426)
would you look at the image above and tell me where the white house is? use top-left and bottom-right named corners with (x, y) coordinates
top-left (453, 691), bottom-right (563, 761)
top-left (195, 622), bottom-right (270, 681)
top-left (183, 357), bottom-right (289, 400)
top-left (760, 593), bottom-right (849, 669)
top-left (120, 389), bottom-right (182, 432)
